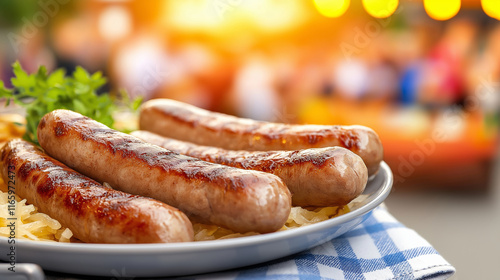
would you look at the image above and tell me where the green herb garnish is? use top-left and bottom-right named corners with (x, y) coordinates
top-left (0, 61), bottom-right (129, 144)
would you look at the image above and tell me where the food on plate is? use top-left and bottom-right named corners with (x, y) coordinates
top-left (0, 180), bottom-right (73, 242)
top-left (131, 130), bottom-right (368, 207)
top-left (0, 62), bottom-right (120, 144)
top-left (37, 109), bottom-right (292, 234)
top-left (0, 114), bottom-right (26, 145)
top-left (0, 139), bottom-right (194, 243)
top-left (0, 63), bottom-right (371, 244)
top-left (194, 205), bottom-right (349, 241)
top-left (139, 99), bottom-right (383, 175)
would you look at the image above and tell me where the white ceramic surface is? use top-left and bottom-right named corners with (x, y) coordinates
top-left (0, 162), bottom-right (392, 278)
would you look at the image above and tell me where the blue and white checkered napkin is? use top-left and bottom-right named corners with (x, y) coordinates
top-left (192, 205), bottom-right (455, 280)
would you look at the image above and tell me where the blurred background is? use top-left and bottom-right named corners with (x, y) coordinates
top-left (0, 0), bottom-right (499, 278)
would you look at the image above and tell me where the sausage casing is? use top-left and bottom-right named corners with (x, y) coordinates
top-left (131, 130), bottom-right (368, 207)
top-left (0, 139), bottom-right (194, 243)
top-left (139, 99), bottom-right (383, 175)
top-left (37, 110), bottom-right (292, 233)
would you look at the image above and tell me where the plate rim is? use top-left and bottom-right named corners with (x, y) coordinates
top-left (1, 161), bottom-right (393, 254)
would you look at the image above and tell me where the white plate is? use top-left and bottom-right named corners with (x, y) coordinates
top-left (0, 162), bottom-right (392, 278)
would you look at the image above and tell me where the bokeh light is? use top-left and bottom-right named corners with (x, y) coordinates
top-left (482, 0), bottom-right (500, 20)
top-left (98, 6), bottom-right (132, 42)
top-left (424, 0), bottom-right (461, 21)
top-left (362, 0), bottom-right (399, 18)
top-left (314, 0), bottom-right (350, 18)
top-left (163, 0), bottom-right (305, 33)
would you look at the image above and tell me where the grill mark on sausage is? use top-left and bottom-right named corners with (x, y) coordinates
top-left (132, 130), bottom-right (368, 207)
top-left (54, 121), bottom-right (69, 137)
top-left (149, 102), bottom-right (364, 151)
top-left (52, 115), bottom-right (249, 193)
top-left (40, 110), bottom-right (292, 233)
top-left (37, 176), bottom-right (56, 198)
top-left (132, 131), bottom-right (335, 172)
top-left (38, 117), bottom-right (46, 130)
top-left (17, 161), bottom-right (33, 181)
top-left (155, 106), bottom-right (199, 128)
top-left (2, 139), bottom-right (195, 243)
top-left (5, 140), bottom-right (150, 224)
top-left (226, 150), bottom-right (333, 172)
top-left (93, 192), bottom-right (134, 222)
top-left (337, 129), bottom-right (361, 150)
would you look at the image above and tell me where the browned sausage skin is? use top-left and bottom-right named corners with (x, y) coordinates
top-left (138, 99), bottom-right (383, 176)
top-left (0, 139), bottom-right (194, 243)
top-left (37, 110), bottom-right (291, 233)
top-left (131, 130), bottom-right (368, 207)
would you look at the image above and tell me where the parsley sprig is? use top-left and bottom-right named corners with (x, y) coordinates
top-left (0, 62), bottom-right (139, 144)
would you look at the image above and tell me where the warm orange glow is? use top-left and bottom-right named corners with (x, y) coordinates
top-left (362, 0), bottom-right (399, 18)
top-left (162, 0), bottom-right (306, 33)
top-left (482, 0), bottom-right (500, 20)
top-left (424, 0), bottom-right (461, 21)
top-left (314, 0), bottom-right (350, 18)
top-left (98, 6), bottom-right (132, 41)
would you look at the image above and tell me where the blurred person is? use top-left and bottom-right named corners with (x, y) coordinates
top-left (364, 32), bottom-right (402, 102)
top-left (269, 46), bottom-right (297, 120)
top-left (482, 24), bottom-right (500, 81)
top-left (399, 62), bottom-right (423, 106)
top-left (50, 11), bottom-right (108, 74)
top-left (0, 1), bottom-right (56, 82)
top-left (176, 44), bottom-right (235, 112)
top-left (272, 47), bottom-right (297, 96)
top-left (146, 43), bottom-right (235, 113)
top-left (284, 56), bottom-right (331, 123)
top-left (368, 61), bottom-right (399, 101)
top-left (332, 58), bottom-right (369, 100)
top-left (111, 33), bottom-right (171, 101)
top-left (18, 32), bottom-right (55, 74)
top-left (232, 54), bottom-right (278, 121)
top-left (466, 24), bottom-right (500, 130)
top-left (394, 25), bottom-right (431, 106)
top-left (153, 43), bottom-right (215, 109)
top-left (418, 19), bottom-right (478, 109)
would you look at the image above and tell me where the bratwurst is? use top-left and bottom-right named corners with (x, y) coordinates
top-left (139, 99), bottom-right (383, 175)
top-left (37, 110), bottom-right (291, 233)
top-left (0, 139), bottom-right (193, 243)
top-left (131, 130), bottom-right (368, 207)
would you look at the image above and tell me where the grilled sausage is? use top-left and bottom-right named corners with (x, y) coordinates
top-left (0, 139), bottom-right (194, 243)
top-left (37, 110), bottom-right (291, 233)
top-left (138, 99), bottom-right (383, 175)
top-left (131, 130), bottom-right (368, 207)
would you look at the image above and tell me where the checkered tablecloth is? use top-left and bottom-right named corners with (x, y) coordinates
top-left (188, 205), bottom-right (455, 280)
